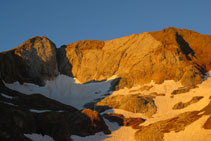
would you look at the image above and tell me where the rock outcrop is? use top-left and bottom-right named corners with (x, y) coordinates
top-left (171, 86), bottom-right (197, 95)
top-left (97, 94), bottom-right (157, 117)
top-left (172, 96), bottom-right (203, 110)
top-left (103, 113), bottom-right (145, 128)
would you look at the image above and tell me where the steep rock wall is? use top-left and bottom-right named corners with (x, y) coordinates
top-left (58, 29), bottom-right (210, 89)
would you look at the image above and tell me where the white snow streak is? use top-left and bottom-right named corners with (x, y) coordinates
top-left (24, 134), bottom-right (54, 141)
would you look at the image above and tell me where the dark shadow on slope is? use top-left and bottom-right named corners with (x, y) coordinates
top-left (175, 33), bottom-right (208, 80)
top-left (83, 77), bottom-right (121, 91)
top-left (56, 45), bottom-right (74, 77)
top-left (175, 33), bottom-right (195, 60)
top-left (109, 77), bottom-right (121, 91)
top-left (193, 62), bottom-right (207, 76)
top-left (83, 79), bottom-right (107, 84)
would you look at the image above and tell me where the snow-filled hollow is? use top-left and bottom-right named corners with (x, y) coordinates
top-left (5, 74), bottom-right (114, 109)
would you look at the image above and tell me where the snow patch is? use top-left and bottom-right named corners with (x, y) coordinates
top-left (29, 109), bottom-right (64, 113)
top-left (3, 102), bottom-right (16, 106)
top-left (74, 78), bottom-right (81, 84)
top-left (107, 75), bottom-right (118, 81)
top-left (29, 109), bottom-right (52, 113)
top-left (1, 93), bottom-right (14, 99)
top-left (24, 134), bottom-right (54, 141)
top-left (204, 71), bottom-right (210, 80)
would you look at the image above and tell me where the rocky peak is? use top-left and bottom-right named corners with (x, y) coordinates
top-left (0, 36), bottom-right (58, 85)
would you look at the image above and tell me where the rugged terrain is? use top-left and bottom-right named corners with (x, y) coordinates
top-left (0, 27), bottom-right (211, 141)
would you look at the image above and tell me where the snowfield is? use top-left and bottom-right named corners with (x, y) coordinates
top-left (5, 72), bottom-right (211, 141)
top-left (5, 74), bottom-right (113, 109)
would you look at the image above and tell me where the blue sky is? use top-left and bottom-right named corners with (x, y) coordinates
top-left (0, 0), bottom-right (211, 51)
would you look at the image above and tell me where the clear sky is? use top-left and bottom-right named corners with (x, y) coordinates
top-left (0, 0), bottom-right (211, 51)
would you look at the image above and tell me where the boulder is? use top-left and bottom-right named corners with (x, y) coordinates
top-left (97, 94), bottom-right (157, 117)
top-left (103, 113), bottom-right (145, 128)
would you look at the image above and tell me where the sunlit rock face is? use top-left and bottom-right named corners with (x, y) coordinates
top-left (58, 27), bottom-right (211, 89)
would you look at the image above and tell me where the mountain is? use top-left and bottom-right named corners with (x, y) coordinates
top-left (0, 27), bottom-right (211, 141)
top-left (2, 27), bottom-right (211, 88)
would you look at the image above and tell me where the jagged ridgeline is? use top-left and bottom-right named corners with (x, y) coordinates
top-left (1, 27), bottom-right (211, 89)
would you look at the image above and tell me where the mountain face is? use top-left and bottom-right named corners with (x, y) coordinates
top-left (58, 28), bottom-right (210, 89)
top-left (1, 27), bottom-right (211, 89)
top-left (1, 27), bottom-right (211, 141)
